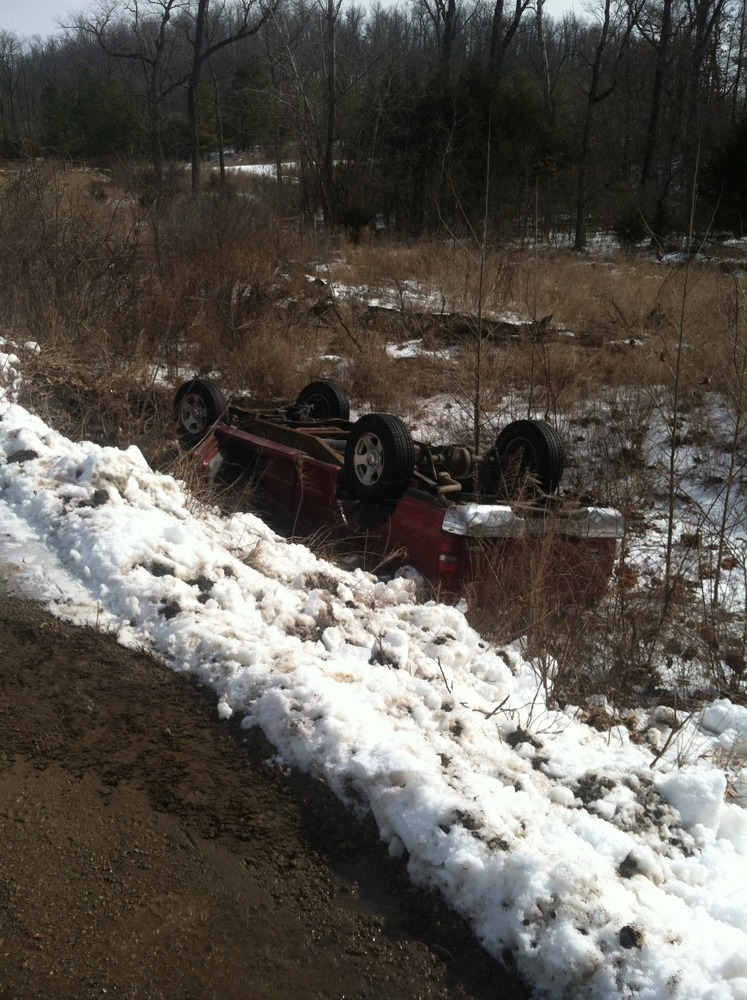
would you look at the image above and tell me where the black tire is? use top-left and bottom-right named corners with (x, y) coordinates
top-left (490, 419), bottom-right (565, 499)
top-left (174, 378), bottom-right (227, 450)
top-left (296, 380), bottom-right (350, 421)
top-left (344, 413), bottom-right (415, 502)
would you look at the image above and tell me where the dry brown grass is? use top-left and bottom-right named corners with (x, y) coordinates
top-left (3, 159), bottom-right (741, 409)
top-left (14, 350), bottom-right (173, 461)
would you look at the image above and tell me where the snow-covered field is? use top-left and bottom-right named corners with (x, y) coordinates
top-left (2, 344), bottom-right (747, 1000)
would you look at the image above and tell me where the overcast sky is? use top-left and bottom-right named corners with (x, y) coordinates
top-left (0, 0), bottom-right (583, 42)
top-left (0, 0), bottom-right (86, 39)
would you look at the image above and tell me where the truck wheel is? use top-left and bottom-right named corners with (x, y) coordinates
top-left (297, 380), bottom-right (350, 421)
top-left (490, 419), bottom-right (565, 499)
top-left (344, 413), bottom-right (415, 502)
top-left (174, 379), bottom-right (227, 450)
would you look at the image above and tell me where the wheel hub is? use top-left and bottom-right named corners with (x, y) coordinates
top-left (180, 394), bottom-right (208, 434)
top-left (354, 433), bottom-right (384, 486)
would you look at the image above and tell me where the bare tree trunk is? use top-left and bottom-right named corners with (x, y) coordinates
top-left (574, 0), bottom-right (612, 251)
top-left (208, 58), bottom-right (226, 185)
top-left (77, 0), bottom-right (179, 191)
top-left (261, 26), bottom-right (285, 185)
top-left (420, 0), bottom-right (459, 66)
top-left (186, 0), bottom-right (276, 194)
top-left (669, 0), bottom-right (727, 221)
top-left (573, 0), bottom-right (637, 251)
top-left (188, 0), bottom-right (210, 195)
top-left (535, 0), bottom-right (554, 121)
top-left (321, 0), bottom-right (340, 225)
top-left (489, 0), bottom-right (532, 78)
top-left (0, 31), bottom-right (24, 151)
top-left (574, 97), bottom-right (595, 252)
top-left (639, 0), bottom-right (672, 219)
top-left (731, 0), bottom-right (747, 122)
top-left (442, 0), bottom-right (457, 64)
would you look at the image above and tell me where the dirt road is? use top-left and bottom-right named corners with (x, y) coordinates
top-left (0, 592), bottom-right (528, 1000)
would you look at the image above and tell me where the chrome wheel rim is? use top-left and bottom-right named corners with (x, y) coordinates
top-left (179, 392), bottom-right (209, 435)
top-left (351, 432), bottom-right (384, 487)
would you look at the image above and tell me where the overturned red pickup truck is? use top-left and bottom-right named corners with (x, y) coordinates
top-left (174, 378), bottom-right (623, 611)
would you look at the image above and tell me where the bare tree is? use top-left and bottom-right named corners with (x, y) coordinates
top-left (261, 10), bottom-right (296, 184)
top-left (681, 0), bottom-right (729, 213)
top-left (319, 0), bottom-right (343, 221)
top-left (266, 0), bottom-right (378, 226)
top-left (573, 0), bottom-right (639, 250)
top-left (634, 0), bottom-right (732, 230)
top-left (488, 0), bottom-right (533, 76)
top-left (635, 0), bottom-right (675, 227)
top-left (78, 0), bottom-right (273, 191)
top-left (265, 1), bottom-right (326, 216)
top-left (0, 31), bottom-right (25, 152)
top-left (733, 0), bottom-right (747, 119)
top-left (184, 0), bottom-right (274, 192)
top-left (534, 0), bottom-right (555, 120)
top-left (723, 0), bottom-right (747, 124)
top-left (77, 0), bottom-right (182, 183)
top-left (420, 0), bottom-right (461, 65)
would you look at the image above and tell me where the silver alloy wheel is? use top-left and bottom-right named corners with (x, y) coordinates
top-left (343, 412), bottom-right (415, 503)
top-left (351, 431), bottom-right (384, 487)
top-left (174, 378), bottom-right (227, 452)
top-left (179, 392), bottom-right (209, 435)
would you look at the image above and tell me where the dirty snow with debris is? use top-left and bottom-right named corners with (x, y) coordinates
top-left (1, 345), bottom-right (747, 1000)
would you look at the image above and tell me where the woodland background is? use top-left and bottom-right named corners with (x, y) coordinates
top-left (1, 0), bottom-right (746, 246)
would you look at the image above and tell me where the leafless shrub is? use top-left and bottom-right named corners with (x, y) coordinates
top-left (14, 349), bottom-right (172, 461)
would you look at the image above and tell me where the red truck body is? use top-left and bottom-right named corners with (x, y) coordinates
top-left (193, 423), bottom-right (622, 608)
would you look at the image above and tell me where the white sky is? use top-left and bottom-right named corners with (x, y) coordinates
top-left (2, 337), bottom-right (747, 1000)
top-left (0, 0), bottom-right (87, 39)
top-left (0, 0), bottom-right (582, 42)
